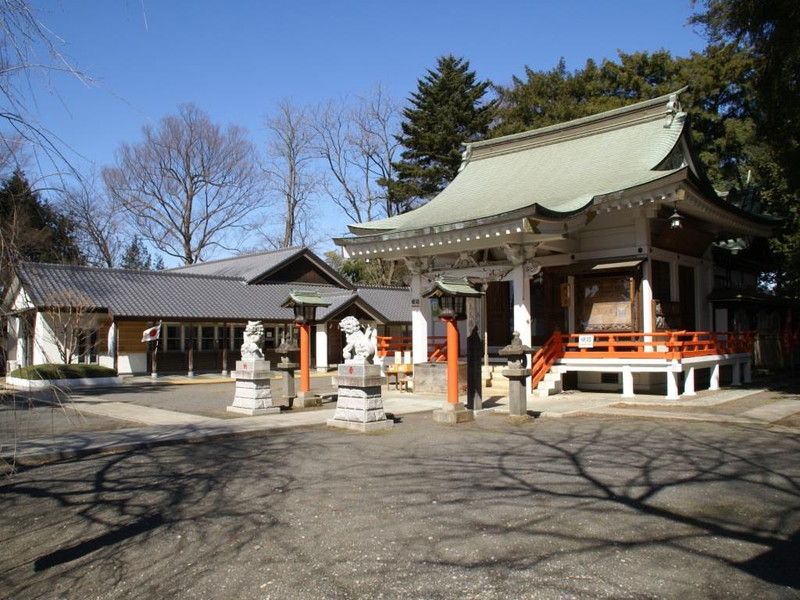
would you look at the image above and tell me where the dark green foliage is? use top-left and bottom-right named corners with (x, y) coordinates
top-left (9, 363), bottom-right (117, 380)
top-left (120, 235), bottom-right (163, 271)
top-left (691, 0), bottom-right (800, 297)
top-left (492, 51), bottom-right (681, 136)
top-left (492, 42), bottom-right (800, 295)
top-left (0, 170), bottom-right (83, 289)
top-left (386, 55), bottom-right (494, 212)
top-left (324, 250), bottom-right (406, 286)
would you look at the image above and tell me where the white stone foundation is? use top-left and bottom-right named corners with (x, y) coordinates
top-left (328, 363), bottom-right (393, 432)
top-left (228, 359), bottom-right (280, 416)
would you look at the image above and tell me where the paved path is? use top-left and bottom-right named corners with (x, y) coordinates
top-left (2, 373), bottom-right (799, 468)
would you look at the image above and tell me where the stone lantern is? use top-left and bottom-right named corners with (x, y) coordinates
top-left (274, 334), bottom-right (299, 407)
top-left (498, 331), bottom-right (533, 418)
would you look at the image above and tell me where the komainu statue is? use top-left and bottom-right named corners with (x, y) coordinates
top-left (339, 316), bottom-right (377, 364)
top-left (240, 320), bottom-right (265, 360)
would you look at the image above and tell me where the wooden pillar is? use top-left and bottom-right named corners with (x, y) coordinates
top-left (221, 323), bottom-right (229, 376)
top-left (447, 318), bottom-right (459, 404)
top-left (187, 325), bottom-right (195, 377)
top-left (300, 323), bottom-right (310, 393)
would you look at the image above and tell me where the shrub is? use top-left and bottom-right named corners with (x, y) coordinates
top-left (9, 364), bottom-right (117, 380)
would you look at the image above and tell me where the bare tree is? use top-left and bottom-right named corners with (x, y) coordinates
top-left (262, 100), bottom-right (320, 248)
top-left (0, 1), bottom-right (93, 175)
top-left (103, 103), bottom-right (264, 265)
top-left (60, 170), bottom-right (125, 267)
top-left (313, 85), bottom-right (401, 225)
top-left (41, 289), bottom-right (97, 364)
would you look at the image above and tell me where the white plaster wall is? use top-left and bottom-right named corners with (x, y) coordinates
top-left (578, 213), bottom-right (637, 253)
top-left (33, 313), bottom-right (62, 364)
top-left (117, 353), bottom-right (147, 375)
top-left (315, 324), bottom-right (328, 372)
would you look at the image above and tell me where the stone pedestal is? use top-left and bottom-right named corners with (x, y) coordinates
top-left (502, 366), bottom-right (531, 419)
top-left (275, 361), bottom-right (298, 406)
top-left (432, 401), bottom-right (475, 424)
top-left (328, 363), bottom-right (394, 432)
top-left (294, 389), bottom-right (322, 408)
top-left (227, 359), bottom-right (280, 416)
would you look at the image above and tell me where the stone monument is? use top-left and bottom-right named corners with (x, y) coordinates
top-left (227, 320), bottom-right (280, 416)
top-left (328, 316), bottom-right (394, 432)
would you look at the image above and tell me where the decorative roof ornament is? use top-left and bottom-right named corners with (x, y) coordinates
top-left (458, 144), bottom-right (472, 172)
top-left (664, 93), bottom-right (681, 127)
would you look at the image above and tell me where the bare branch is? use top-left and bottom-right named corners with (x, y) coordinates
top-left (103, 103), bottom-right (265, 264)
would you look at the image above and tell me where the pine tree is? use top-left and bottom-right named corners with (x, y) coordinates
top-left (386, 55), bottom-right (494, 212)
top-left (120, 236), bottom-right (161, 270)
top-left (0, 170), bottom-right (83, 289)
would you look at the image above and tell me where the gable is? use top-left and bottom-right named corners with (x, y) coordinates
top-left (252, 255), bottom-right (345, 287)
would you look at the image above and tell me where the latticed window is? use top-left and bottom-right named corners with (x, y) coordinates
top-left (200, 326), bottom-right (216, 350)
top-left (166, 325), bottom-right (182, 351)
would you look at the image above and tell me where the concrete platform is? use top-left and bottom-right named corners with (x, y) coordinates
top-left (2, 372), bottom-right (799, 468)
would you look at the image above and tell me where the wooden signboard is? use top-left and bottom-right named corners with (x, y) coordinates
top-left (579, 275), bottom-right (633, 332)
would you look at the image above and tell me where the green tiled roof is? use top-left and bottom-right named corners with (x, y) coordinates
top-left (348, 92), bottom-right (687, 236)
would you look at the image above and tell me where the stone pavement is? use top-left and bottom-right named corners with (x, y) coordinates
top-left (2, 370), bottom-right (799, 468)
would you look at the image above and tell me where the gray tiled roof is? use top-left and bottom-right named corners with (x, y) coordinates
top-left (354, 286), bottom-right (412, 323)
top-left (13, 262), bottom-right (410, 324)
top-left (168, 246), bottom-right (350, 287)
top-left (167, 247), bottom-right (302, 282)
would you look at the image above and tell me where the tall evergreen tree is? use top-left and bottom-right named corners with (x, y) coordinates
top-left (120, 235), bottom-right (163, 271)
top-left (0, 170), bottom-right (83, 289)
top-left (385, 55), bottom-right (494, 212)
top-left (492, 51), bottom-right (683, 136)
top-left (692, 0), bottom-right (800, 296)
top-left (492, 47), bottom-right (796, 293)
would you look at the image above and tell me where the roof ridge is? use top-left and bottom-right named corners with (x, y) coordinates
top-left (18, 261), bottom-right (246, 282)
top-left (468, 88), bottom-right (688, 155)
top-left (357, 284), bottom-right (410, 290)
top-left (166, 246), bottom-right (304, 271)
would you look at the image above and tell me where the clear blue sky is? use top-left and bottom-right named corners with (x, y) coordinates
top-left (25, 0), bottom-right (708, 256)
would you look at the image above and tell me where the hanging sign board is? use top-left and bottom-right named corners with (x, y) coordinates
top-left (578, 334), bottom-right (595, 348)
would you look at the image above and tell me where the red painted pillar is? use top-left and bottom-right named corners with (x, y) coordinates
top-left (300, 323), bottom-right (310, 393)
top-left (446, 318), bottom-right (459, 404)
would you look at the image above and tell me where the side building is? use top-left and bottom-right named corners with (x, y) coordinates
top-left (1, 247), bottom-right (411, 376)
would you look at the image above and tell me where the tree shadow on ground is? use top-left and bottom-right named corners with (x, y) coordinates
top-left (0, 415), bottom-right (798, 598)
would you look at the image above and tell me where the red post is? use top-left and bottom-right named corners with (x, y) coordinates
top-left (446, 318), bottom-right (459, 404)
top-left (300, 323), bottom-right (310, 393)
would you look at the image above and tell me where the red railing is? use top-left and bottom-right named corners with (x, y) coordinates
top-left (530, 330), bottom-right (756, 389)
top-left (376, 335), bottom-right (448, 362)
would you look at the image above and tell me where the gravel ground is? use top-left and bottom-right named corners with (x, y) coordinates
top-left (1, 414), bottom-right (799, 599)
top-left (1, 389), bottom-right (141, 441)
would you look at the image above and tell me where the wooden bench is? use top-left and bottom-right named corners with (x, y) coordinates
top-left (385, 363), bottom-right (413, 392)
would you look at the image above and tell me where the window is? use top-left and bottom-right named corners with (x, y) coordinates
top-left (200, 326), bottom-right (216, 350)
top-left (76, 330), bottom-right (98, 363)
top-left (166, 325), bottom-right (182, 351)
top-left (232, 326), bottom-right (245, 352)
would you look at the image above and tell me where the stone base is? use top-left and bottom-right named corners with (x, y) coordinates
top-left (432, 401), bottom-right (475, 424)
top-left (294, 391), bottom-right (321, 408)
top-left (227, 405), bottom-right (280, 416)
top-left (330, 363), bottom-right (392, 432)
top-left (326, 418), bottom-right (394, 432)
top-left (229, 359), bottom-right (278, 415)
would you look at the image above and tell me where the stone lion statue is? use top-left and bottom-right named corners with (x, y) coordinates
top-left (339, 316), bottom-right (377, 364)
top-left (240, 320), bottom-right (265, 360)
